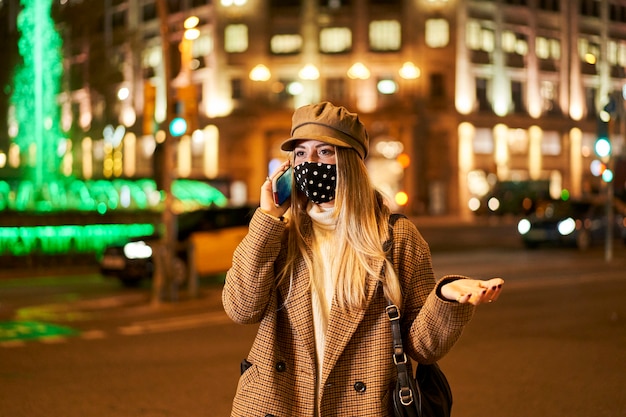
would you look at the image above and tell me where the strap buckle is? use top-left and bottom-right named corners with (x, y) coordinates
top-left (399, 386), bottom-right (414, 406)
top-left (386, 304), bottom-right (400, 321)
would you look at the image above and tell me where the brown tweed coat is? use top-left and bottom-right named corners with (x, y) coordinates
top-left (223, 208), bottom-right (475, 417)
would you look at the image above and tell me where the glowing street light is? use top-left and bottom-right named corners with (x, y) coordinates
top-left (249, 64), bottom-right (271, 81)
top-left (347, 62), bottom-right (370, 80)
top-left (298, 63), bottom-right (320, 80)
top-left (399, 61), bottom-right (421, 80)
top-left (183, 16), bottom-right (200, 42)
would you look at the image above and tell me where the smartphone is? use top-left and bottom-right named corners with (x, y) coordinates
top-left (272, 167), bottom-right (293, 207)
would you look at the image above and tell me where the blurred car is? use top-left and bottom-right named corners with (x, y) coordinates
top-left (471, 179), bottom-right (551, 216)
top-left (517, 199), bottom-right (626, 250)
top-left (99, 205), bottom-right (253, 286)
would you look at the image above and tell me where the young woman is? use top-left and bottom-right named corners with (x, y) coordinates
top-left (223, 101), bottom-right (504, 417)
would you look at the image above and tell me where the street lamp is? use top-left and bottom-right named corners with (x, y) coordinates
top-left (347, 62), bottom-right (370, 80)
top-left (249, 64), bottom-right (271, 82)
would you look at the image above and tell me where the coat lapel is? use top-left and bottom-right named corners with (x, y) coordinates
top-left (277, 221), bottom-right (317, 371)
top-left (320, 257), bottom-right (384, 384)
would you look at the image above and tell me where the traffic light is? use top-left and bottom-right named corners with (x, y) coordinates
top-left (169, 117), bottom-right (187, 137)
top-left (143, 81), bottom-right (156, 135)
top-left (176, 84), bottom-right (198, 133)
top-left (594, 136), bottom-right (611, 159)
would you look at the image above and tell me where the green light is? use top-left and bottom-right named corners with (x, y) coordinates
top-left (0, 321), bottom-right (78, 342)
top-left (170, 117), bottom-right (187, 137)
top-left (0, 178), bottom-right (227, 213)
top-left (0, 223), bottom-right (155, 256)
top-left (11, 0), bottom-right (63, 188)
top-left (595, 137), bottom-right (611, 158)
top-left (602, 169), bottom-right (614, 183)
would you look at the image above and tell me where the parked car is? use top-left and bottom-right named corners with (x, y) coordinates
top-left (471, 179), bottom-right (553, 217)
top-left (99, 205), bottom-right (253, 286)
top-left (517, 199), bottom-right (626, 250)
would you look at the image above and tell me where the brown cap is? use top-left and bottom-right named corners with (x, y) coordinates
top-left (281, 102), bottom-right (369, 159)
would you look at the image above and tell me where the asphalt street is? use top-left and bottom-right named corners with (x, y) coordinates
top-left (1, 219), bottom-right (625, 417)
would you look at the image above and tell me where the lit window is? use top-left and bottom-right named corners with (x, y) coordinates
top-left (369, 20), bottom-right (401, 51)
top-left (550, 39), bottom-right (561, 59)
top-left (536, 37), bottom-right (550, 59)
top-left (425, 18), bottom-right (449, 48)
top-left (542, 131), bottom-right (561, 156)
top-left (473, 128), bottom-right (494, 154)
top-left (507, 128), bottom-right (528, 155)
top-left (466, 20), bottom-right (495, 53)
top-left (225, 24), bottom-right (248, 53)
top-left (502, 31), bottom-right (516, 53)
top-left (607, 40), bottom-right (626, 66)
top-left (193, 35), bottom-right (213, 57)
top-left (502, 31), bottom-right (528, 55)
top-left (540, 80), bottom-right (558, 112)
top-left (619, 43), bottom-right (626, 66)
top-left (578, 38), bottom-right (600, 64)
top-left (466, 21), bottom-right (481, 50)
top-left (481, 29), bottom-right (495, 52)
top-left (320, 27), bottom-right (352, 53)
top-left (271, 34), bottom-right (303, 54)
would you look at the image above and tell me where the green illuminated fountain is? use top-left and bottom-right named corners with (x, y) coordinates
top-left (0, 0), bottom-right (228, 260)
top-left (12, 0), bottom-right (63, 190)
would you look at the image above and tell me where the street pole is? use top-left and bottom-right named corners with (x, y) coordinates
top-left (605, 160), bottom-right (614, 263)
top-left (154, 0), bottom-right (178, 303)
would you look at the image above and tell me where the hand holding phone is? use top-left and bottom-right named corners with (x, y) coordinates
top-left (272, 166), bottom-right (293, 207)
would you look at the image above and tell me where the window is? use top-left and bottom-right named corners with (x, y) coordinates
top-left (466, 21), bottom-right (495, 52)
top-left (579, 37), bottom-right (599, 74)
top-left (536, 36), bottom-right (560, 60)
top-left (507, 128), bottom-right (528, 155)
top-left (502, 31), bottom-right (528, 55)
top-left (111, 10), bottom-right (126, 28)
top-left (271, 34), bottom-right (303, 54)
top-left (193, 34), bottom-right (213, 58)
top-left (540, 80), bottom-right (559, 114)
top-left (320, 27), bottom-right (351, 53)
top-left (142, 3), bottom-right (157, 22)
top-left (167, 0), bottom-right (182, 13)
top-left (231, 78), bottom-right (243, 100)
top-left (429, 73), bottom-right (445, 100)
top-left (580, 0), bottom-right (600, 17)
top-left (541, 131), bottom-right (561, 156)
top-left (369, 20), bottom-right (401, 52)
top-left (476, 78), bottom-right (491, 112)
top-left (585, 86), bottom-right (597, 120)
top-left (512, 81), bottom-right (524, 113)
top-left (473, 128), bottom-right (494, 154)
top-left (538, 0), bottom-right (559, 12)
top-left (425, 18), bottom-right (449, 48)
top-left (225, 24), bottom-right (248, 53)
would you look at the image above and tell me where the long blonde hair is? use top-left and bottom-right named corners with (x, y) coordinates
top-left (278, 147), bottom-right (403, 310)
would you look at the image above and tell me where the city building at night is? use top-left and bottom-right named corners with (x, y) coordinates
top-left (1, 0), bottom-right (625, 220)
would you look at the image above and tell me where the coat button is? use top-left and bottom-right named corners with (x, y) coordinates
top-left (353, 381), bottom-right (366, 392)
top-left (265, 414), bottom-right (275, 417)
top-left (275, 361), bottom-right (287, 372)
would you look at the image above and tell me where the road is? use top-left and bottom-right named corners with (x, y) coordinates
top-left (1, 222), bottom-right (625, 417)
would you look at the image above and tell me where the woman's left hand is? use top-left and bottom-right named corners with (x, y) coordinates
top-left (440, 278), bottom-right (504, 305)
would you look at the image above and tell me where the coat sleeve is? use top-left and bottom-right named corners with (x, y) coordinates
top-left (222, 208), bottom-right (287, 324)
top-left (392, 217), bottom-right (475, 363)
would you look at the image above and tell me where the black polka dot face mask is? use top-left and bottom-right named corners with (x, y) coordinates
top-left (293, 162), bottom-right (337, 204)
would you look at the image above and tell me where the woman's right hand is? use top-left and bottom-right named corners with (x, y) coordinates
top-left (260, 160), bottom-right (291, 218)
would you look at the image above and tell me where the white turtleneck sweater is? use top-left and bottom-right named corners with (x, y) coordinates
top-left (307, 203), bottom-right (340, 387)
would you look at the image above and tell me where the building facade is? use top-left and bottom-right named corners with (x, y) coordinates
top-left (1, 0), bottom-right (625, 217)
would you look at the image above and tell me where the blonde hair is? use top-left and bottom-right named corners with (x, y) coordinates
top-left (279, 147), bottom-right (403, 310)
